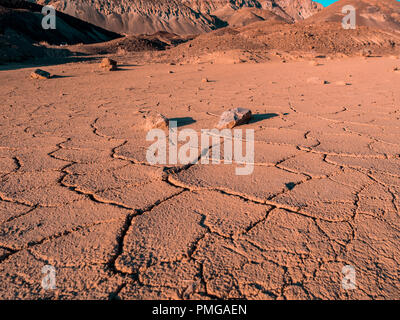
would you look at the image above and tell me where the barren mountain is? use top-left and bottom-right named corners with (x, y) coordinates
top-left (160, 0), bottom-right (400, 63)
top-left (0, 0), bottom-right (121, 63)
top-left (217, 7), bottom-right (287, 28)
top-left (32, 0), bottom-right (322, 35)
top-left (269, 0), bottom-right (324, 21)
top-left (306, 0), bottom-right (400, 32)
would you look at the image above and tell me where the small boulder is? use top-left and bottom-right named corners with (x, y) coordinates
top-left (141, 111), bottom-right (169, 130)
top-left (202, 78), bottom-right (209, 83)
top-left (216, 108), bottom-right (252, 129)
top-left (30, 69), bottom-right (51, 79)
top-left (334, 81), bottom-right (351, 86)
top-left (309, 60), bottom-right (321, 66)
top-left (307, 77), bottom-right (329, 85)
top-left (100, 58), bottom-right (117, 71)
top-left (361, 49), bottom-right (372, 57)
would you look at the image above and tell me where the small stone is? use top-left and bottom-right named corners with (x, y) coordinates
top-left (361, 49), bottom-right (372, 57)
top-left (309, 60), bottom-right (320, 66)
top-left (334, 81), bottom-right (351, 86)
top-left (141, 111), bottom-right (169, 130)
top-left (30, 69), bottom-right (51, 79)
top-left (216, 108), bottom-right (252, 129)
top-left (393, 67), bottom-right (400, 73)
top-left (202, 78), bottom-right (209, 83)
top-left (100, 58), bottom-right (117, 71)
top-left (307, 77), bottom-right (328, 85)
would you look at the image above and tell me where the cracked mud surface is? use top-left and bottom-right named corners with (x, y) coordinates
top-left (1, 57), bottom-right (400, 299)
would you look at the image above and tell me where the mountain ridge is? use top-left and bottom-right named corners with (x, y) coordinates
top-left (31, 0), bottom-right (323, 34)
top-left (0, 0), bottom-right (121, 63)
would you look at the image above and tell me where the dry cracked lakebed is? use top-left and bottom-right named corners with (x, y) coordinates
top-left (0, 57), bottom-right (400, 299)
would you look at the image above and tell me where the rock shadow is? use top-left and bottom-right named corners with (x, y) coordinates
top-left (169, 117), bottom-right (196, 127)
top-left (249, 113), bottom-right (280, 124)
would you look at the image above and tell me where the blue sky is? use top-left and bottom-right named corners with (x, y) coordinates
top-left (314, 0), bottom-right (338, 6)
top-left (315, 0), bottom-right (399, 6)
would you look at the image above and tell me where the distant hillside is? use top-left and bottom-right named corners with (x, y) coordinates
top-left (305, 0), bottom-right (400, 32)
top-left (160, 0), bottom-right (400, 64)
top-left (30, 0), bottom-right (323, 35)
top-left (0, 0), bottom-right (121, 63)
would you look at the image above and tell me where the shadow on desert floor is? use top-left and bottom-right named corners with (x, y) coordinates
top-left (169, 117), bottom-right (197, 127)
top-left (0, 56), bottom-right (97, 71)
top-left (50, 74), bottom-right (75, 79)
top-left (249, 113), bottom-right (280, 124)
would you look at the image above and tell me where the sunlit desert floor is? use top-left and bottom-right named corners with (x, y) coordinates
top-left (0, 56), bottom-right (400, 299)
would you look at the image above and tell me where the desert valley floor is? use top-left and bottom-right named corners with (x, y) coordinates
top-left (0, 56), bottom-right (400, 299)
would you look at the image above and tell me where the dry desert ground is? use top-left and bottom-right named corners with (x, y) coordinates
top-left (0, 55), bottom-right (400, 299)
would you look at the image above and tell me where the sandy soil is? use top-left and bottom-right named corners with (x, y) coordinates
top-left (1, 56), bottom-right (400, 299)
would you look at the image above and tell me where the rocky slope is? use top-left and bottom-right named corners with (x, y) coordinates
top-left (0, 0), bottom-right (121, 63)
top-left (158, 0), bottom-right (400, 64)
top-left (272, 0), bottom-right (324, 21)
top-left (305, 0), bottom-right (400, 32)
top-left (31, 0), bottom-right (323, 34)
